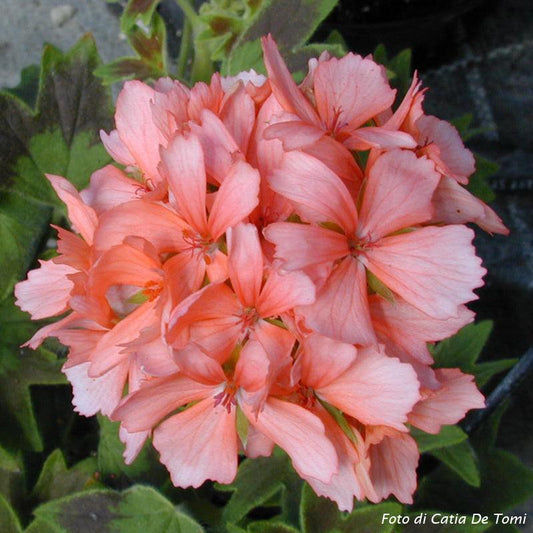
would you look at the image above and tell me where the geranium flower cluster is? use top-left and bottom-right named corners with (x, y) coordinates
top-left (15, 36), bottom-right (507, 510)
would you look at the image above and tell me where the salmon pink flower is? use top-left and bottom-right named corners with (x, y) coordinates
top-left (261, 35), bottom-right (416, 159)
top-left (14, 37), bottom-right (503, 510)
top-left (265, 149), bottom-right (486, 343)
top-left (112, 342), bottom-right (338, 488)
top-left (168, 223), bottom-right (314, 362)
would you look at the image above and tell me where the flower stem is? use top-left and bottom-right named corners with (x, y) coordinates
top-left (176, 18), bottom-right (192, 81)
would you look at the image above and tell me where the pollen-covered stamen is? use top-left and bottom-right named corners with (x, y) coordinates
top-left (182, 228), bottom-right (214, 257)
top-left (329, 106), bottom-right (349, 140)
top-left (239, 306), bottom-right (260, 332)
top-left (142, 280), bottom-right (163, 301)
top-left (348, 234), bottom-right (372, 257)
top-left (133, 176), bottom-right (155, 197)
top-left (295, 385), bottom-right (317, 409)
top-left (213, 381), bottom-right (238, 413)
top-left (416, 136), bottom-right (435, 157)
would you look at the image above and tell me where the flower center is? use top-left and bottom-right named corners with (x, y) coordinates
top-left (213, 381), bottom-right (238, 413)
top-left (295, 385), bottom-right (316, 409)
top-left (239, 307), bottom-right (260, 332)
top-left (142, 280), bottom-right (163, 301)
top-left (348, 234), bottom-right (372, 257)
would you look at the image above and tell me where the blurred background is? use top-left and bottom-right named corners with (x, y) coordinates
top-left (1, 0), bottom-right (532, 529)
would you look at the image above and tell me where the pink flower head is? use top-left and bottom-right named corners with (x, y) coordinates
top-left (14, 35), bottom-right (499, 509)
top-left (265, 149), bottom-right (486, 343)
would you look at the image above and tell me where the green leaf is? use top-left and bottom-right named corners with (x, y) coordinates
top-left (219, 454), bottom-right (292, 524)
top-left (31, 450), bottom-right (99, 503)
top-left (416, 446), bottom-right (533, 514)
top-left (121, 0), bottom-right (161, 32)
top-left (430, 321), bottom-right (515, 387)
top-left (449, 114), bottom-right (490, 142)
top-left (432, 321), bottom-right (493, 371)
top-left (237, 0), bottom-right (337, 54)
top-left (97, 416), bottom-right (164, 483)
top-left (224, 38), bottom-right (265, 76)
top-left (486, 525), bottom-right (521, 533)
top-left (29, 486), bottom-right (204, 533)
top-left (414, 404), bottom-right (533, 513)
top-left (0, 347), bottom-right (66, 451)
top-left (0, 297), bottom-right (41, 375)
top-left (299, 483), bottom-right (342, 533)
top-left (247, 523), bottom-right (300, 533)
top-left (96, 57), bottom-right (159, 85)
top-left (225, 0), bottom-right (339, 75)
top-left (4, 64), bottom-right (40, 109)
top-left (431, 440), bottom-right (481, 487)
top-left (324, 30), bottom-right (348, 53)
top-left (0, 34), bottom-right (113, 200)
top-left (0, 446), bottom-right (24, 517)
top-left (474, 358), bottom-right (517, 388)
top-left (0, 493), bottom-right (22, 533)
top-left (300, 484), bottom-right (402, 533)
top-left (0, 36), bottom-right (113, 301)
top-left (340, 503), bottom-right (405, 533)
top-left (236, 406), bottom-right (249, 449)
top-left (96, 13), bottom-right (168, 84)
top-left (412, 425), bottom-right (468, 453)
top-left (466, 155), bottom-right (498, 203)
top-left (450, 114), bottom-right (474, 138)
top-left (372, 45), bottom-right (412, 98)
top-left (0, 214), bottom-right (25, 302)
top-left (387, 48), bottom-right (412, 98)
top-left (0, 193), bottom-right (52, 302)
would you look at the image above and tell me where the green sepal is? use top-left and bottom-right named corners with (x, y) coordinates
top-left (366, 270), bottom-right (395, 303)
top-left (319, 399), bottom-right (359, 446)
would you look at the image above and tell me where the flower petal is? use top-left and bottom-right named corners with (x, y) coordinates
top-left (160, 133), bottom-right (208, 233)
top-left (46, 174), bottom-right (98, 244)
top-left (369, 432), bottom-right (419, 504)
top-left (344, 127), bottom-right (416, 151)
top-left (363, 225), bottom-right (486, 319)
top-left (300, 257), bottom-right (376, 345)
top-left (358, 150), bottom-right (440, 240)
top-left (80, 165), bottom-right (141, 215)
top-left (265, 222), bottom-right (349, 271)
top-left (313, 53), bottom-right (395, 132)
top-left (153, 397), bottom-right (238, 487)
top-left (227, 223), bottom-right (263, 308)
top-left (261, 35), bottom-right (320, 126)
top-left (15, 260), bottom-right (76, 319)
top-left (317, 345), bottom-right (420, 430)
top-left (114, 80), bottom-right (167, 183)
top-left (269, 151), bottom-right (357, 234)
top-left (64, 361), bottom-right (129, 417)
top-left (242, 396), bottom-right (338, 483)
top-left (112, 373), bottom-right (214, 432)
top-left (409, 368), bottom-right (485, 433)
top-left (257, 267), bottom-right (315, 318)
top-left (94, 200), bottom-right (188, 253)
top-left (432, 176), bottom-right (509, 235)
top-left (208, 161), bottom-right (260, 240)
top-left (298, 334), bottom-right (358, 390)
top-left (264, 120), bottom-right (324, 150)
top-left (369, 295), bottom-right (474, 365)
